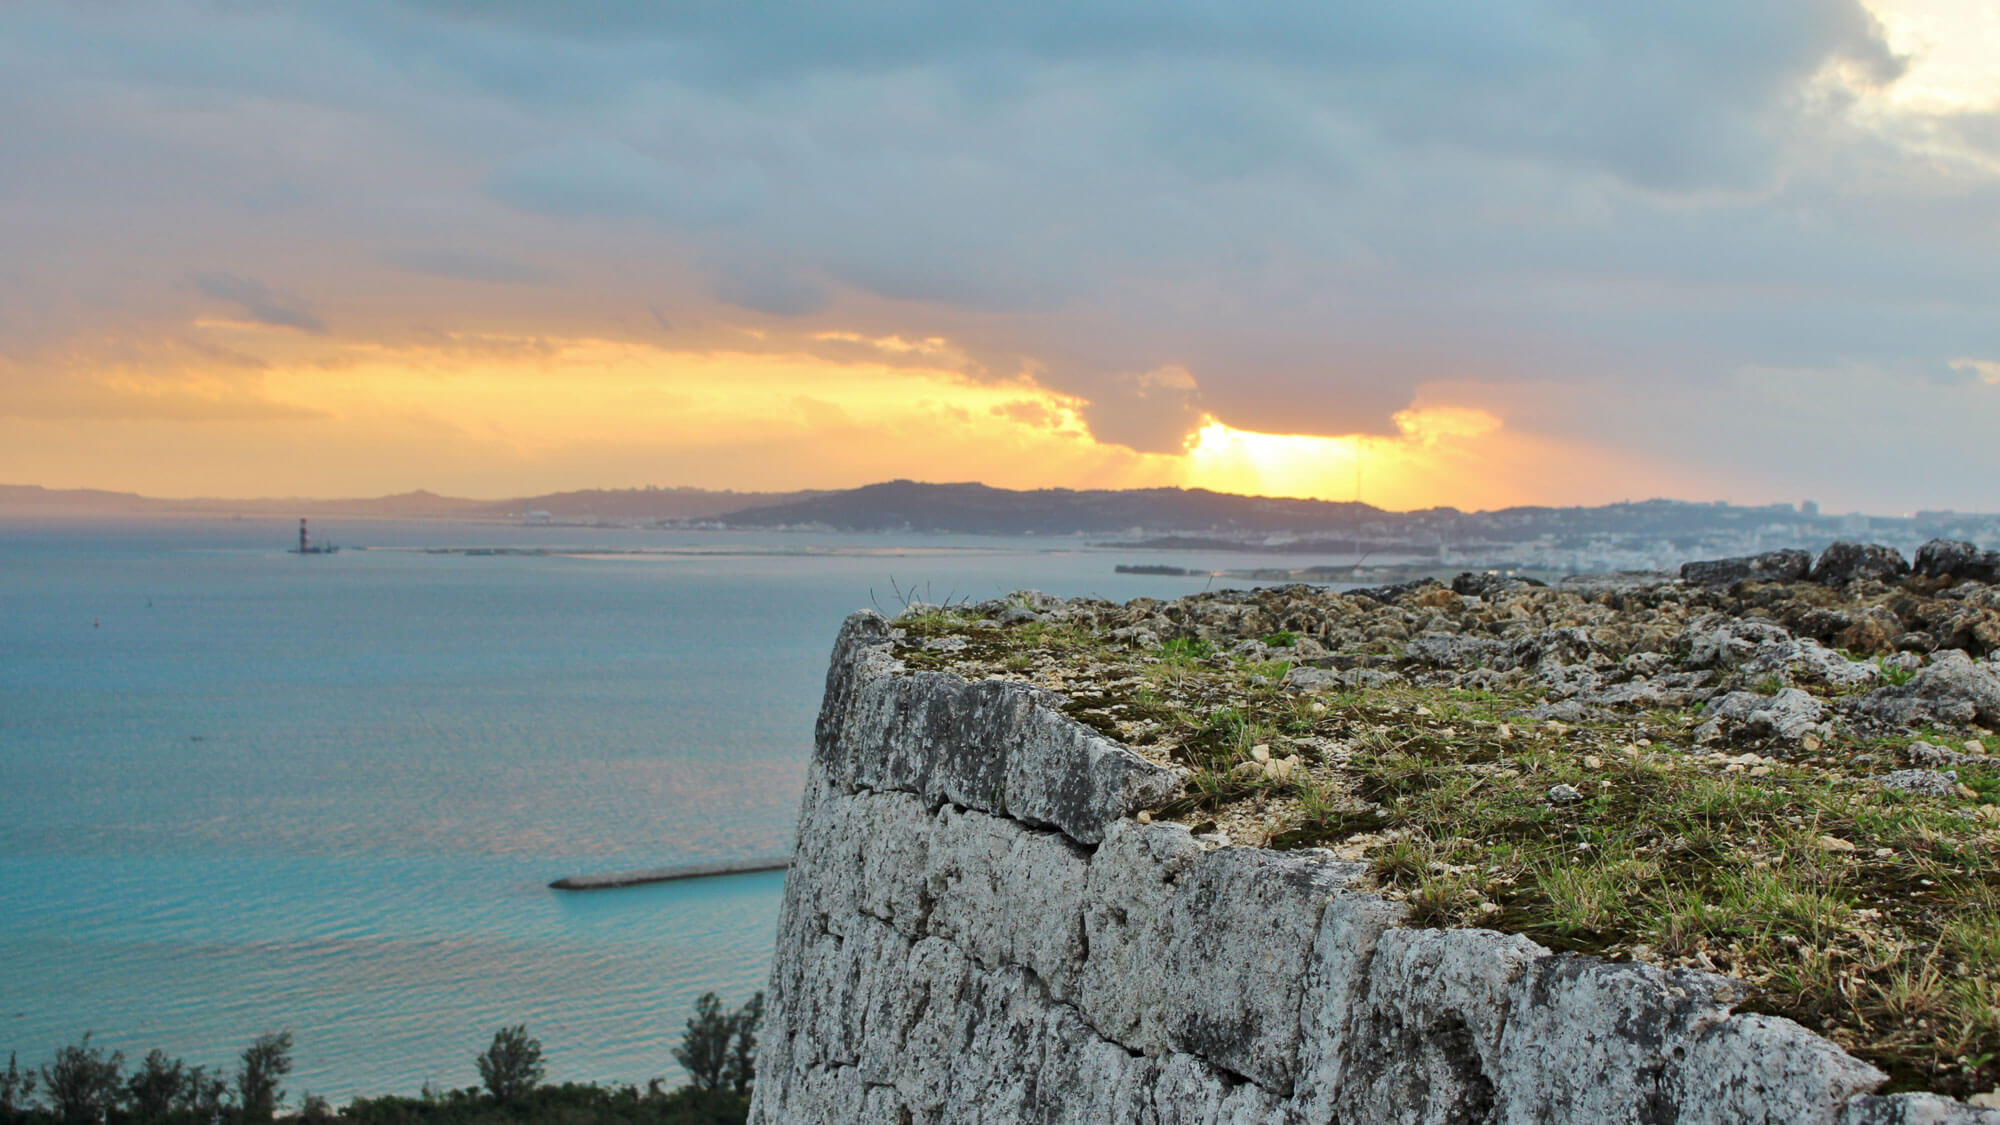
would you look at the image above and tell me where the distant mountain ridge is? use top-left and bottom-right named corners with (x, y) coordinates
top-left (711, 479), bottom-right (1388, 535)
top-left (0, 483), bottom-right (817, 521)
top-left (3, 480), bottom-right (1989, 549)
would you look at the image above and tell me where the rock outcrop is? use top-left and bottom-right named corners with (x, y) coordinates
top-left (1681, 548), bottom-right (1813, 587)
top-left (1811, 541), bottom-right (1913, 586)
top-left (750, 612), bottom-right (2000, 1124)
top-left (1915, 539), bottom-right (2000, 585)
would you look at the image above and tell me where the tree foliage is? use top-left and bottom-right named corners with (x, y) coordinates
top-left (236, 1031), bottom-right (294, 1122)
top-left (343, 1082), bottom-right (746, 1124)
top-left (177, 1064), bottom-right (230, 1117)
top-left (474, 1025), bottom-right (544, 1101)
top-left (672, 993), bottom-right (763, 1095)
top-left (39, 1034), bottom-right (121, 1124)
top-left (673, 994), bottom-right (730, 1093)
top-left (125, 1048), bottom-right (186, 1118)
top-left (1, 1053), bottom-right (35, 1118)
top-left (0, 991), bottom-right (753, 1123)
top-left (723, 995), bottom-right (762, 1098)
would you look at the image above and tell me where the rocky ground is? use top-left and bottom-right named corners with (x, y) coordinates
top-left (888, 539), bottom-right (2000, 1101)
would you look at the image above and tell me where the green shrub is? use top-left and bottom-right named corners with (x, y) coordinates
top-left (475, 1025), bottom-right (544, 1101)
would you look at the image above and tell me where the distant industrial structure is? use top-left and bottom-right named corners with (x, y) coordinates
top-left (290, 517), bottom-right (339, 555)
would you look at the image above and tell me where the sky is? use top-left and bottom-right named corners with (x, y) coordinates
top-left (2, 1), bottom-right (1997, 512)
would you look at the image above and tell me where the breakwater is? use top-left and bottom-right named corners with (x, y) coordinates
top-left (549, 858), bottom-right (789, 891)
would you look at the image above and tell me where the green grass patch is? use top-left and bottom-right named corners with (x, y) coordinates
top-left (887, 598), bottom-right (2000, 1097)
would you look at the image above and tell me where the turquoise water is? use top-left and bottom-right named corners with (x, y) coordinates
top-left (0, 518), bottom-right (1280, 1099)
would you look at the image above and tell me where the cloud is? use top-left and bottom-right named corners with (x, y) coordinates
top-left (1952, 358), bottom-right (2000, 385)
top-left (485, 137), bottom-right (767, 227)
top-left (379, 249), bottom-right (556, 285)
top-left (706, 260), bottom-right (827, 318)
top-left (0, 0), bottom-right (1996, 508)
top-left (1080, 366), bottom-right (1206, 454)
top-left (190, 273), bottom-right (327, 334)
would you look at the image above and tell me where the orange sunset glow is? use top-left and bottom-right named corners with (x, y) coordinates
top-left (2, 0), bottom-right (1997, 512)
top-left (0, 320), bottom-right (1656, 510)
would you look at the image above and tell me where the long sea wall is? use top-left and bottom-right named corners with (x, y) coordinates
top-left (749, 611), bottom-right (1996, 1124)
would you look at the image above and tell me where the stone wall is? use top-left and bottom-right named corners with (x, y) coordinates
top-left (749, 612), bottom-right (1997, 1124)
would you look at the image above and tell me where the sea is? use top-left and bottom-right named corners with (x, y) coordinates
top-left (0, 517), bottom-right (1318, 1100)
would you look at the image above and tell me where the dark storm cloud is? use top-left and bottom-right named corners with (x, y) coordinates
top-left (3, 0), bottom-right (1997, 496)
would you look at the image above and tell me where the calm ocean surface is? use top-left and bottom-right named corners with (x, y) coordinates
top-left (0, 517), bottom-right (1307, 1099)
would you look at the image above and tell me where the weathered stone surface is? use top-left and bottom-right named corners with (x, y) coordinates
top-left (751, 613), bottom-right (1996, 1123)
top-left (1877, 768), bottom-right (1960, 796)
top-left (1299, 914), bottom-right (1545, 1124)
top-left (1282, 664), bottom-right (1406, 692)
top-left (1845, 1094), bottom-right (2000, 1124)
top-left (1153, 846), bottom-right (1361, 1093)
top-left (1149, 1054), bottom-right (1284, 1123)
top-left (1493, 955), bottom-right (1742, 1123)
top-left (1673, 1013), bottom-right (1886, 1125)
top-left (1406, 630), bottom-right (1512, 669)
top-left (1740, 636), bottom-right (1880, 691)
top-left (1452, 571), bottom-right (1547, 598)
top-left (1681, 613), bottom-right (1796, 669)
top-left (1915, 540), bottom-right (2000, 584)
top-left (816, 610), bottom-right (1181, 843)
top-left (922, 804), bottom-right (1091, 999)
top-left (1813, 541), bottom-right (1913, 586)
top-left (1076, 820), bottom-right (1204, 1053)
top-left (1028, 1006), bottom-right (1153, 1125)
top-left (1857, 649), bottom-right (2000, 729)
top-left (1682, 548), bottom-right (1814, 587)
top-left (1698, 687), bottom-right (1828, 743)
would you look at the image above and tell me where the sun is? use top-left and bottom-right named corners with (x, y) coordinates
top-left (1182, 420), bottom-right (1367, 502)
top-left (1178, 408), bottom-right (1504, 507)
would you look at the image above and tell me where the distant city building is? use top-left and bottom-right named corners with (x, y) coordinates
top-left (524, 509), bottom-right (552, 524)
top-left (1801, 500), bottom-right (1820, 517)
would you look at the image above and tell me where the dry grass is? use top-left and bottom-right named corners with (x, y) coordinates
top-left (892, 605), bottom-right (2000, 1097)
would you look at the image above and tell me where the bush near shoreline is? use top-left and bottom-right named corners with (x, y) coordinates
top-left (0, 993), bottom-right (762, 1125)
